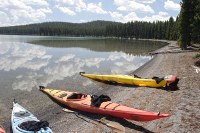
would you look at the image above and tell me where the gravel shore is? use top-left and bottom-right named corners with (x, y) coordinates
top-left (1, 41), bottom-right (199, 133)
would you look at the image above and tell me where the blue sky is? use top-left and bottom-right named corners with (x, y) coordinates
top-left (0, 0), bottom-right (181, 26)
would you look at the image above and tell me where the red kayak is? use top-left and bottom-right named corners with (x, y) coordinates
top-left (40, 86), bottom-right (169, 121)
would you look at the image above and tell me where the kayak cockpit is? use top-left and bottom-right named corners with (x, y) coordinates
top-left (18, 121), bottom-right (50, 132)
top-left (67, 93), bottom-right (87, 100)
top-left (14, 111), bottom-right (31, 117)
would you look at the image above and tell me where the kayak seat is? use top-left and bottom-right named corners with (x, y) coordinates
top-left (14, 111), bottom-right (31, 117)
top-left (152, 77), bottom-right (164, 84)
top-left (67, 93), bottom-right (86, 100)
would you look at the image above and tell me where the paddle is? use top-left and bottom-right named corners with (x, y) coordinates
top-left (62, 108), bottom-right (125, 132)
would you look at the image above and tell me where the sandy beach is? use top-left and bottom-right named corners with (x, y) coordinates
top-left (1, 41), bottom-right (200, 133)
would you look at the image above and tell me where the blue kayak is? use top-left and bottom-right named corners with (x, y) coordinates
top-left (11, 101), bottom-right (53, 133)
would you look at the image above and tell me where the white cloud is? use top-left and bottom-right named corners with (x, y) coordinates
top-left (109, 11), bottom-right (124, 22)
top-left (114, 0), bottom-right (154, 14)
top-left (107, 51), bottom-right (122, 60)
top-left (6, 0), bottom-right (31, 10)
top-left (80, 19), bottom-right (87, 23)
top-left (109, 11), bottom-right (139, 22)
top-left (74, 0), bottom-right (87, 12)
top-left (44, 64), bottom-right (80, 78)
top-left (56, 0), bottom-right (107, 15)
top-left (113, 0), bottom-right (126, 6)
top-left (56, 0), bottom-right (84, 6)
top-left (164, 0), bottom-right (180, 11)
top-left (87, 2), bottom-right (107, 14)
top-left (0, 54), bottom-right (49, 71)
top-left (115, 62), bottom-right (124, 66)
top-left (142, 11), bottom-right (170, 22)
top-left (56, 54), bottom-right (76, 62)
top-left (56, 6), bottom-right (76, 15)
top-left (0, 42), bottom-right (10, 54)
top-left (85, 58), bottom-right (105, 68)
top-left (0, 11), bottom-right (10, 26)
top-left (11, 43), bottom-right (47, 58)
top-left (0, 43), bottom-right (51, 71)
top-left (106, 52), bottom-right (151, 73)
top-left (39, 7), bottom-right (52, 13)
top-left (0, 0), bottom-right (52, 26)
top-left (55, 0), bottom-right (86, 15)
top-left (56, 0), bottom-right (87, 13)
top-left (110, 11), bottom-right (171, 22)
top-left (22, 0), bottom-right (49, 6)
top-left (43, 61), bottom-right (84, 86)
top-left (12, 75), bottom-right (36, 91)
top-left (123, 12), bottom-right (140, 22)
top-left (138, 0), bottom-right (156, 4)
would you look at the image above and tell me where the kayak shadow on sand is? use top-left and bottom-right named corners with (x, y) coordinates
top-left (76, 112), bottom-right (154, 133)
top-left (69, 110), bottom-right (154, 133)
top-left (90, 79), bottom-right (180, 91)
top-left (64, 108), bottom-right (154, 132)
top-left (106, 117), bottom-right (155, 133)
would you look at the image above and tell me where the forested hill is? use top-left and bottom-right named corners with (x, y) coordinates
top-left (0, 21), bottom-right (118, 37)
top-left (0, 18), bottom-right (179, 40)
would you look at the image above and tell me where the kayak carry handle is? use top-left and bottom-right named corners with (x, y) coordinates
top-left (157, 112), bottom-right (160, 116)
top-left (79, 72), bottom-right (85, 75)
top-left (39, 86), bottom-right (45, 90)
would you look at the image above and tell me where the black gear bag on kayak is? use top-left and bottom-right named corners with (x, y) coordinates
top-left (91, 95), bottom-right (111, 107)
top-left (19, 121), bottom-right (49, 131)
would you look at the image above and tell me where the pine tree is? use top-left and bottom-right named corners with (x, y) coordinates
top-left (191, 0), bottom-right (200, 43)
top-left (179, 0), bottom-right (196, 49)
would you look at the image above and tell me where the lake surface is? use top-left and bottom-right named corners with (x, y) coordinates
top-left (0, 35), bottom-right (167, 92)
top-left (0, 35), bottom-right (167, 130)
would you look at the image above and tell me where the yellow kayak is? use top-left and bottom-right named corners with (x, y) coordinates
top-left (80, 72), bottom-right (179, 89)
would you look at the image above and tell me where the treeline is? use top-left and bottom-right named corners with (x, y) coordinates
top-left (106, 17), bottom-right (178, 40)
top-left (0, 19), bottom-right (178, 40)
top-left (179, 0), bottom-right (200, 49)
top-left (0, 21), bottom-right (116, 36)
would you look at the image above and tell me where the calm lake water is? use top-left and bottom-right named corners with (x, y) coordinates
top-left (0, 35), bottom-right (166, 92)
top-left (0, 35), bottom-right (166, 130)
